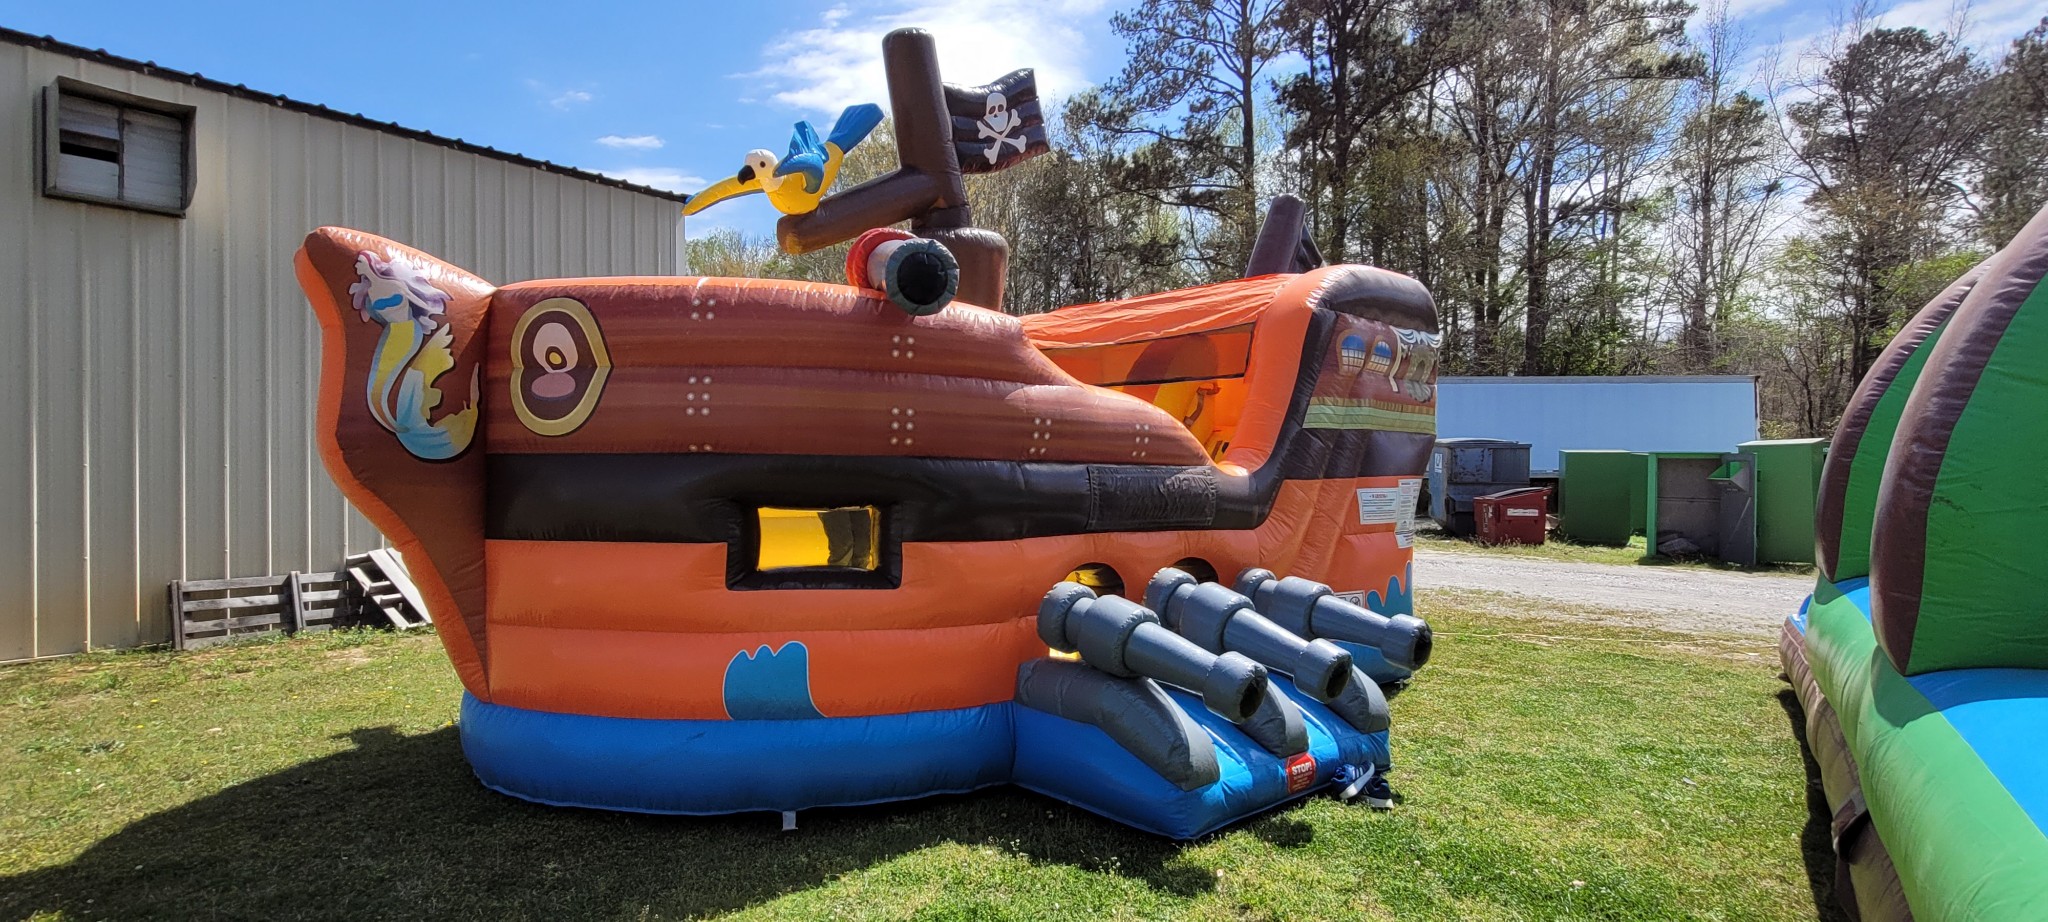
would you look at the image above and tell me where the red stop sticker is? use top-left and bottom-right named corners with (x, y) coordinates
top-left (1285, 753), bottom-right (1318, 793)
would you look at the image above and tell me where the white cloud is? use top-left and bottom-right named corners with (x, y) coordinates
top-left (1724, 0), bottom-right (1790, 20)
top-left (1768, 0), bottom-right (2042, 65)
top-left (741, 0), bottom-right (1113, 116)
top-left (600, 168), bottom-right (707, 193)
top-left (596, 134), bottom-right (666, 150)
top-left (1876, 0), bottom-right (2044, 50)
top-left (527, 81), bottom-right (597, 110)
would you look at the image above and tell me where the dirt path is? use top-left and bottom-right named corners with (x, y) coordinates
top-left (1413, 547), bottom-right (1812, 637)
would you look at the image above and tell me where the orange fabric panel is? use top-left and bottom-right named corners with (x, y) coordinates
top-left (487, 539), bottom-right (1064, 633)
top-left (1021, 269), bottom-right (1336, 474)
top-left (1040, 325), bottom-right (1254, 387)
top-left (483, 366), bottom-right (1212, 464)
top-left (485, 530), bottom-right (1274, 636)
top-left (1020, 275), bottom-right (1295, 347)
top-left (485, 620), bottom-right (1042, 719)
top-left (1319, 532), bottom-right (1412, 602)
top-left (1222, 272), bottom-right (1324, 473)
top-left (296, 232), bottom-right (493, 700)
top-left (481, 477), bottom-right (1410, 721)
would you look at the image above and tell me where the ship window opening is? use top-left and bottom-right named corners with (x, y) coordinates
top-left (1170, 557), bottom-right (1220, 584)
top-left (756, 506), bottom-right (881, 571)
top-left (1064, 562), bottom-right (1126, 599)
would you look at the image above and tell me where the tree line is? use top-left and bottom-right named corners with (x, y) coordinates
top-left (684, 1), bottom-right (2048, 437)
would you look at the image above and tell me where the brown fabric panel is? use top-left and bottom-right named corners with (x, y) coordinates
top-left (1872, 209), bottom-right (2048, 673)
top-left (491, 276), bottom-right (1076, 385)
top-left (484, 365), bottom-right (1212, 463)
top-left (1781, 623), bottom-right (1858, 804)
top-left (1815, 265), bottom-right (1982, 580)
top-left (298, 228), bottom-right (494, 695)
top-left (1312, 262), bottom-right (1440, 334)
top-left (1781, 624), bottom-right (1915, 922)
top-left (1842, 821), bottom-right (1915, 922)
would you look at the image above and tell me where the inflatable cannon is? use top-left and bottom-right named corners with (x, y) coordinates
top-left (1013, 579), bottom-right (1404, 832)
top-left (1146, 568), bottom-right (1390, 735)
top-left (1235, 568), bottom-right (1434, 676)
top-left (1021, 583), bottom-right (1284, 791)
top-left (844, 228), bottom-right (959, 316)
top-left (1035, 582), bottom-right (1269, 722)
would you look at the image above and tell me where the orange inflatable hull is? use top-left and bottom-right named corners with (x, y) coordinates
top-left (297, 227), bottom-right (1439, 722)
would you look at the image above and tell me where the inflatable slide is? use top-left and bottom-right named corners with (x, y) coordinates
top-left (1783, 201), bottom-right (2048, 919)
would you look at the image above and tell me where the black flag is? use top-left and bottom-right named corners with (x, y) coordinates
top-left (944, 69), bottom-right (1051, 174)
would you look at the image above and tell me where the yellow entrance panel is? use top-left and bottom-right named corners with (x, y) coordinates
top-left (757, 507), bottom-right (880, 570)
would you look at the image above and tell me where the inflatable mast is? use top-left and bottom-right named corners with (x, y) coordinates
top-left (776, 29), bottom-right (1046, 311)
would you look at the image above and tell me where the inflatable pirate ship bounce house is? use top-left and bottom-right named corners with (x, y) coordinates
top-left (299, 29), bottom-right (1438, 838)
top-left (1783, 199), bottom-right (2048, 919)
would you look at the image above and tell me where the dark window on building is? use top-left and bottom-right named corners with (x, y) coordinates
top-left (41, 78), bottom-right (194, 215)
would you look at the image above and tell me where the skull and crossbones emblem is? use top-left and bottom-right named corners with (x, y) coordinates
top-left (976, 92), bottom-right (1028, 164)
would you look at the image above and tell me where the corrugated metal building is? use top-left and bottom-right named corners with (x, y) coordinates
top-left (1, 29), bottom-right (689, 660)
top-left (1436, 375), bottom-right (1761, 475)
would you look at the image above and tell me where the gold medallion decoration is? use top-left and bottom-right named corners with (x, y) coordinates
top-left (509, 297), bottom-right (611, 436)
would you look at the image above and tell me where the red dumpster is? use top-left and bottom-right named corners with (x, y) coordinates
top-left (1474, 487), bottom-right (1551, 545)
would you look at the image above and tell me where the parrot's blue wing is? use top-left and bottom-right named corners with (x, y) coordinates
top-left (774, 154), bottom-right (827, 194)
top-left (786, 120), bottom-right (824, 161)
top-left (826, 103), bottom-right (884, 155)
top-left (775, 120), bottom-right (829, 194)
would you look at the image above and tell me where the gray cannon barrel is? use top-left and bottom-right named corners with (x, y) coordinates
top-left (1233, 569), bottom-right (1433, 671)
top-left (1144, 568), bottom-right (1354, 703)
top-left (1038, 583), bottom-right (1268, 723)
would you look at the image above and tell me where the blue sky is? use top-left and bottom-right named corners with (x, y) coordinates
top-left (2, 0), bottom-right (2038, 240)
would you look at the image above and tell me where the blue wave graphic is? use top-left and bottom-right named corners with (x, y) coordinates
top-left (722, 642), bottom-right (824, 720)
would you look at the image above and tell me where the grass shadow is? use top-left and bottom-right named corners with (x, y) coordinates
top-left (1776, 688), bottom-right (1851, 922)
top-left (0, 725), bottom-right (1215, 921)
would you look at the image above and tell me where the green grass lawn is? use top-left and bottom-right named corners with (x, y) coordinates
top-left (0, 594), bottom-right (1835, 921)
top-left (1415, 527), bottom-right (1817, 576)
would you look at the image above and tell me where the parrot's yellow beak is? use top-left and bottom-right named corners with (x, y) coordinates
top-left (682, 174), bottom-right (764, 217)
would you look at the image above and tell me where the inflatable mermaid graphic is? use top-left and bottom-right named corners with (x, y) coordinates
top-left (347, 251), bottom-right (479, 460)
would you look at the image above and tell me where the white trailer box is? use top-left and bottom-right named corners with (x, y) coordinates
top-left (1435, 376), bottom-right (1760, 476)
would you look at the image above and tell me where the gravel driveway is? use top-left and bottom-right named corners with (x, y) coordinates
top-left (1413, 546), bottom-right (1813, 637)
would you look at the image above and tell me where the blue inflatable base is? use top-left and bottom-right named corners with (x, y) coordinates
top-left (1013, 683), bottom-right (1390, 839)
top-left (459, 693), bottom-right (1014, 815)
top-left (460, 684), bottom-right (1393, 838)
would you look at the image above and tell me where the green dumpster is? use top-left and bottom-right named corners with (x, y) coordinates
top-left (1739, 438), bottom-right (1828, 565)
top-left (1558, 450), bottom-right (1645, 546)
top-left (1644, 451), bottom-right (1757, 565)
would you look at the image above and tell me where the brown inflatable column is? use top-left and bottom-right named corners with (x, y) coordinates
top-left (920, 224), bottom-right (1008, 309)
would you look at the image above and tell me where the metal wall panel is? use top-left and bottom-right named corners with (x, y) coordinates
top-left (0, 42), bottom-right (681, 659)
top-left (1436, 376), bottom-right (1762, 476)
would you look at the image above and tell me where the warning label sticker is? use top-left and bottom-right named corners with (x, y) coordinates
top-left (1357, 487), bottom-right (1401, 526)
top-left (1359, 480), bottom-right (1423, 549)
top-left (1396, 478), bottom-right (1421, 548)
top-left (1334, 590), bottom-right (1366, 606)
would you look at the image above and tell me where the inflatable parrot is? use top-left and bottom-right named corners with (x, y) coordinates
top-left (683, 103), bottom-right (885, 217)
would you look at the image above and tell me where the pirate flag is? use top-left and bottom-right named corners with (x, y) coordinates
top-left (945, 68), bottom-right (1051, 174)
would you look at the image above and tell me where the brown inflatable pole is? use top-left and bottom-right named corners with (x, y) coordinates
top-left (1243, 194), bottom-right (1325, 278)
top-left (777, 28), bottom-right (1011, 311)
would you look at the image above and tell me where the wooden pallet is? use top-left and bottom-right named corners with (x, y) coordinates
top-left (345, 549), bottom-right (432, 630)
top-left (170, 570), bottom-right (357, 650)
